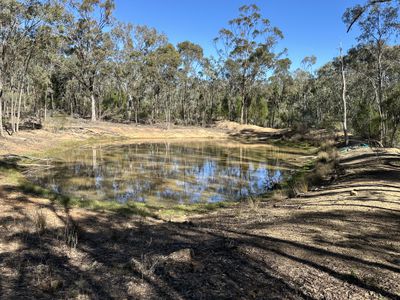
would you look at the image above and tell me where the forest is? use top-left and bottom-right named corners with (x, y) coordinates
top-left (0, 0), bottom-right (399, 145)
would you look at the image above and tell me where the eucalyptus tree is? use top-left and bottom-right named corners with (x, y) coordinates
top-left (133, 25), bottom-right (168, 123)
top-left (314, 62), bottom-right (341, 128)
top-left (199, 56), bottom-right (223, 124)
top-left (344, 0), bottom-right (399, 144)
top-left (345, 0), bottom-right (399, 32)
top-left (177, 41), bottom-right (203, 124)
top-left (383, 45), bottom-right (400, 145)
top-left (0, 0), bottom-right (65, 136)
top-left (339, 47), bottom-right (349, 145)
top-left (267, 58), bottom-right (291, 128)
top-left (110, 22), bottom-right (136, 120)
top-left (65, 0), bottom-right (115, 122)
top-left (288, 56), bottom-right (318, 128)
top-left (148, 43), bottom-right (181, 126)
top-left (214, 4), bottom-right (283, 124)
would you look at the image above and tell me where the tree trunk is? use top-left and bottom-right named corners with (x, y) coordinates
top-left (0, 78), bottom-right (4, 137)
top-left (91, 94), bottom-right (96, 121)
top-left (340, 47), bottom-right (349, 146)
top-left (0, 94), bottom-right (3, 137)
top-left (135, 102), bottom-right (138, 124)
top-left (377, 47), bottom-right (386, 146)
top-left (127, 94), bottom-right (132, 121)
top-left (16, 83), bottom-right (24, 132)
top-left (390, 124), bottom-right (398, 147)
top-left (51, 92), bottom-right (54, 116)
top-left (11, 88), bottom-right (15, 133)
top-left (44, 100), bottom-right (47, 122)
top-left (182, 79), bottom-right (187, 124)
top-left (98, 95), bottom-right (102, 121)
top-left (44, 88), bottom-right (48, 122)
top-left (240, 94), bottom-right (245, 124)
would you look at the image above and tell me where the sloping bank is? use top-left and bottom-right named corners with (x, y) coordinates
top-left (0, 117), bottom-right (318, 221)
top-left (1, 133), bottom-right (399, 298)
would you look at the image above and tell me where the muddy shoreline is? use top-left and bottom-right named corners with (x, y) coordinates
top-left (0, 119), bottom-right (399, 299)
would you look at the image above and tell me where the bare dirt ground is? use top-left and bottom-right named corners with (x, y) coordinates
top-left (0, 118), bottom-right (229, 156)
top-left (0, 129), bottom-right (399, 300)
top-left (0, 118), bottom-right (297, 156)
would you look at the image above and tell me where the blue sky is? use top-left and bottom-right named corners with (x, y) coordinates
top-left (114, 0), bottom-right (363, 70)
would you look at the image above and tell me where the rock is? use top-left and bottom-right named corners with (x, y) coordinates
top-left (167, 248), bottom-right (193, 263)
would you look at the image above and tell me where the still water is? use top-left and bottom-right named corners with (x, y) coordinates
top-left (30, 141), bottom-right (302, 205)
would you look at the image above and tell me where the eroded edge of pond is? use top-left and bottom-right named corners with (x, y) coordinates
top-left (1, 138), bottom-right (318, 220)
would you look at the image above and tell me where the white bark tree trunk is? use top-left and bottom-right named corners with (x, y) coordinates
top-left (91, 94), bottom-right (96, 122)
top-left (16, 83), bottom-right (23, 132)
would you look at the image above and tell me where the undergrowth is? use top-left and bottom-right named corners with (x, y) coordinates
top-left (275, 139), bottom-right (339, 198)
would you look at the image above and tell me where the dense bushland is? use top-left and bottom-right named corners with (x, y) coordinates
top-left (0, 1), bottom-right (399, 145)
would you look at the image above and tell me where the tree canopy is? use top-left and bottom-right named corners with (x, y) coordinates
top-left (0, 1), bottom-right (399, 145)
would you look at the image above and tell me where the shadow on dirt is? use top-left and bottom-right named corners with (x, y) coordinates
top-left (1, 152), bottom-right (400, 299)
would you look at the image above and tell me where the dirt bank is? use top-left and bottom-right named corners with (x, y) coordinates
top-left (0, 118), bottom-right (229, 156)
top-left (1, 142), bottom-right (399, 299)
top-left (0, 117), bottom-right (298, 156)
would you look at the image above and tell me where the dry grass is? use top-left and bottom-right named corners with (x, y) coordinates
top-left (319, 139), bottom-right (336, 152)
top-left (247, 195), bottom-right (261, 211)
top-left (215, 120), bottom-right (284, 134)
top-left (287, 175), bottom-right (309, 197)
top-left (33, 209), bottom-right (47, 234)
top-left (317, 151), bottom-right (330, 163)
top-left (0, 117), bottom-right (229, 156)
top-left (63, 221), bottom-right (78, 249)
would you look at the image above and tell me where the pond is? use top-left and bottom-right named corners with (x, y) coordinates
top-left (28, 140), bottom-right (305, 206)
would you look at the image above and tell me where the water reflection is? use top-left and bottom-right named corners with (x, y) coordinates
top-left (30, 141), bottom-right (299, 205)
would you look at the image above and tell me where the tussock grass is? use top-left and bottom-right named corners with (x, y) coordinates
top-left (63, 221), bottom-right (78, 249)
top-left (274, 141), bottom-right (339, 199)
top-left (287, 174), bottom-right (309, 198)
top-left (247, 196), bottom-right (260, 211)
top-left (317, 151), bottom-right (330, 163)
top-left (319, 139), bottom-right (335, 152)
top-left (33, 209), bottom-right (47, 234)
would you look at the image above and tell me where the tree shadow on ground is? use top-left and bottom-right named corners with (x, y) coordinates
top-left (1, 153), bottom-right (400, 299)
top-left (1, 187), bottom-right (400, 299)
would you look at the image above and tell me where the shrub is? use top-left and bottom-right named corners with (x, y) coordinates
top-left (309, 162), bottom-right (332, 185)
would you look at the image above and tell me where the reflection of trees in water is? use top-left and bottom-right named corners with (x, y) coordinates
top-left (32, 142), bottom-right (293, 205)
